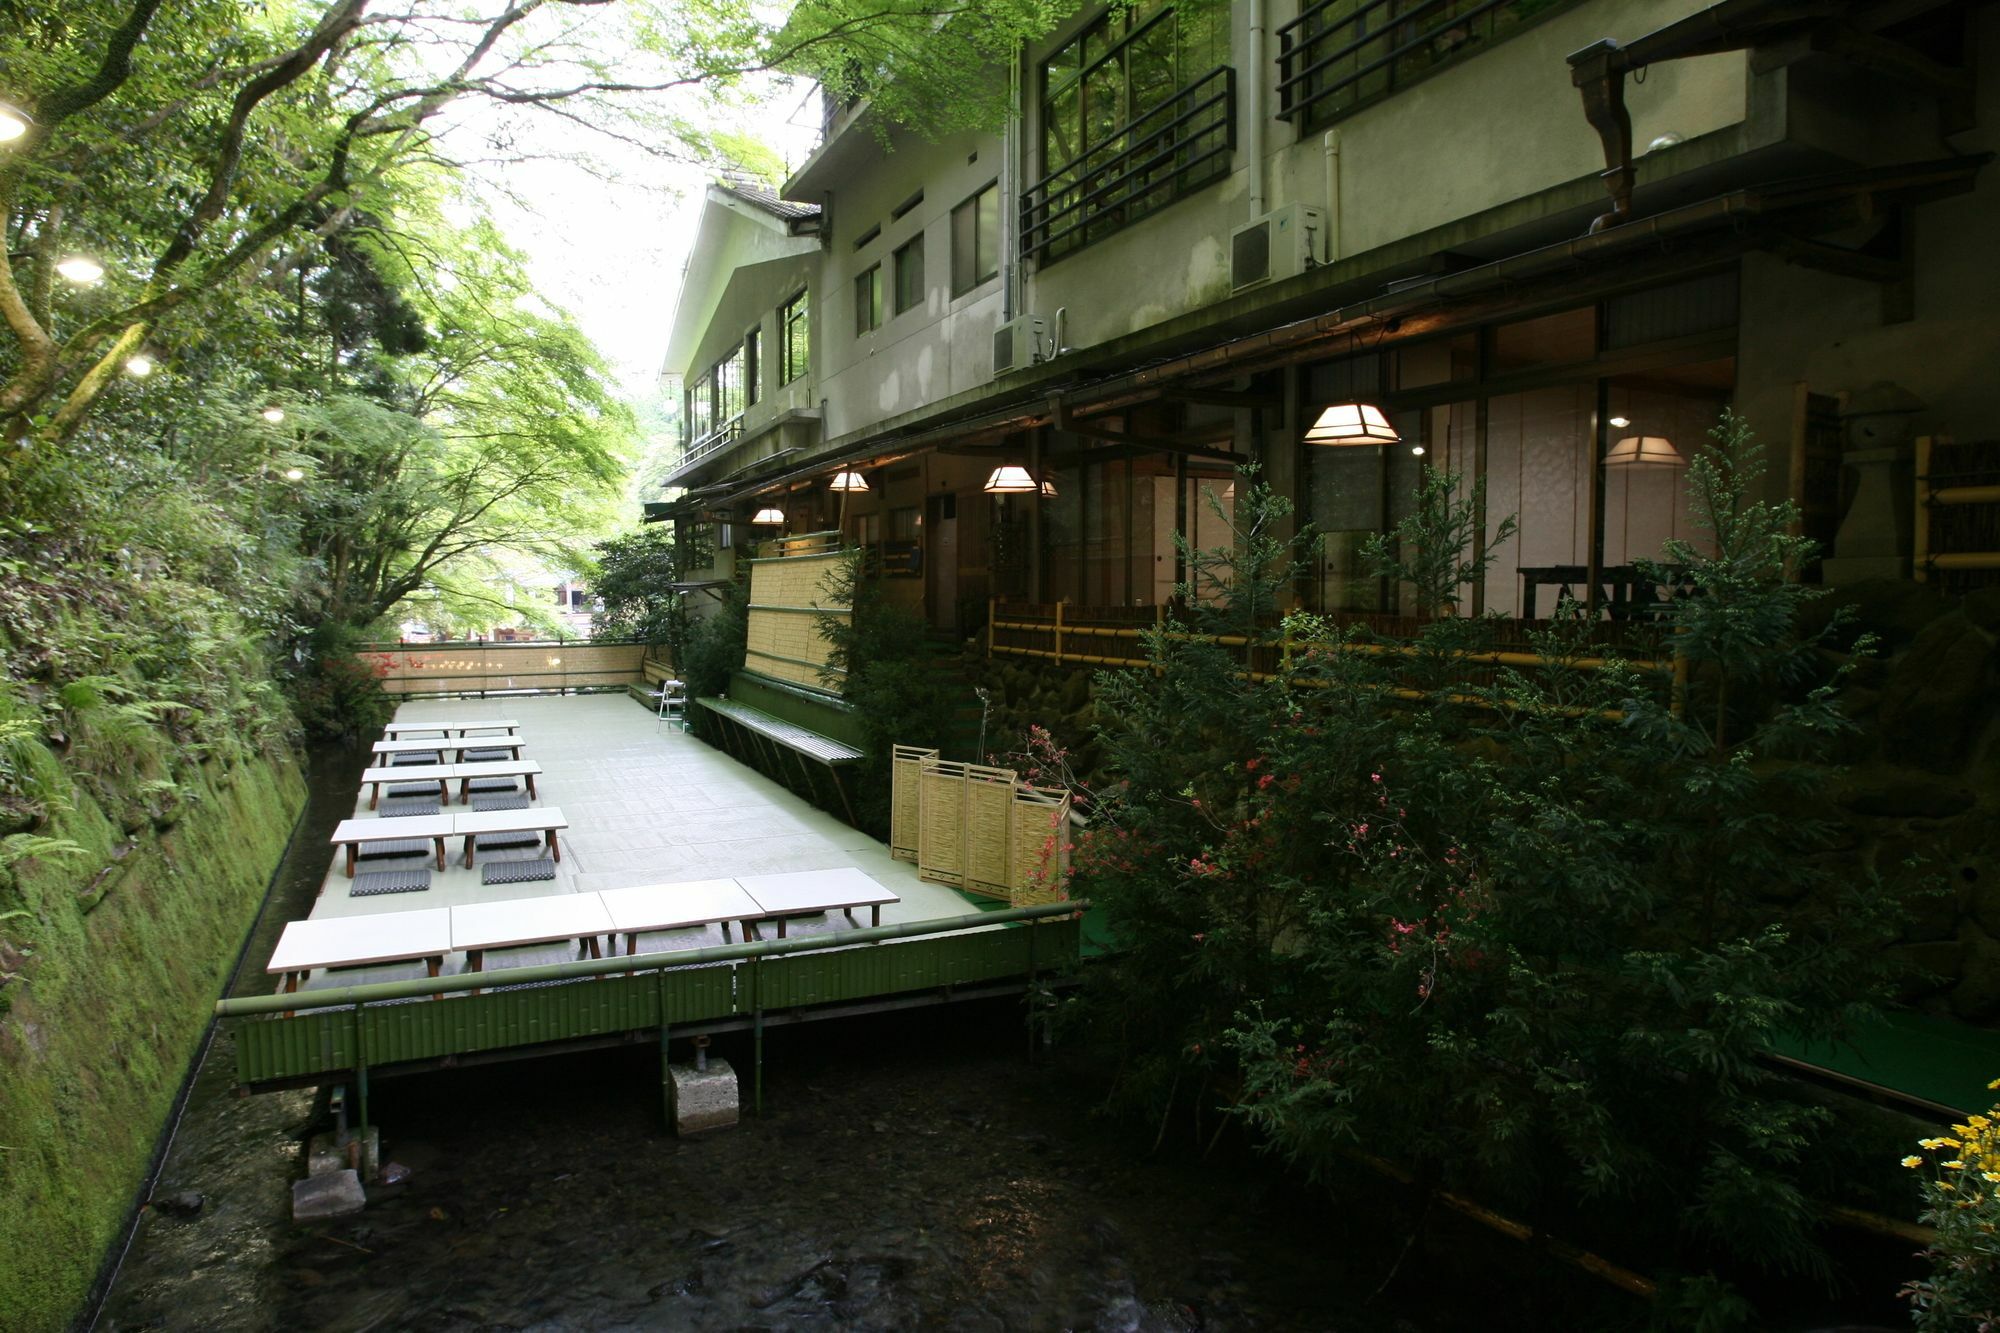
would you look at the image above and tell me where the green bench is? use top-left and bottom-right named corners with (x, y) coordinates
top-left (698, 691), bottom-right (863, 826)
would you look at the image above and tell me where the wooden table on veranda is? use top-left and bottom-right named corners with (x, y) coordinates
top-left (734, 867), bottom-right (901, 939)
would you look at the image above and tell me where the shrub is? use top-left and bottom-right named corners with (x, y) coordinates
top-left (1904, 1085), bottom-right (2000, 1330)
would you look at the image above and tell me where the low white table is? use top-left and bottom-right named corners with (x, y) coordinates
top-left (267, 907), bottom-right (452, 997)
top-left (599, 878), bottom-right (764, 953)
top-left (451, 759), bottom-right (543, 803)
top-left (372, 738), bottom-right (527, 761)
top-left (360, 762), bottom-right (452, 809)
top-left (451, 806), bottom-right (569, 869)
top-left (735, 868), bottom-right (901, 938)
top-left (385, 718), bottom-right (520, 738)
top-left (328, 815), bottom-right (453, 877)
top-left (450, 894), bottom-right (614, 974)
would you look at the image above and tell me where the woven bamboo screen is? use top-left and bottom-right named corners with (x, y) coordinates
top-left (1008, 785), bottom-right (1072, 909)
top-left (745, 550), bottom-right (849, 691)
top-left (962, 764), bottom-right (1019, 900)
top-left (918, 758), bottom-right (969, 886)
top-left (359, 642), bottom-right (647, 695)
top-left (890, 745), bottom-right (936, 863)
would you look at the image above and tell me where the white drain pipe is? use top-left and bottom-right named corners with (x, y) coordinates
top-left (1323, 130), bottom-right (1341, 261)
top-left (1246, 0), bottom-right (1266, 216)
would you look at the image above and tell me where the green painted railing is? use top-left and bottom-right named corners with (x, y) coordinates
top-left (220, 904), bottom-right (1086, 1088)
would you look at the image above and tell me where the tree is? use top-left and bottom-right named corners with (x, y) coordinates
top-left (591, 524), bottom-right (709, 654)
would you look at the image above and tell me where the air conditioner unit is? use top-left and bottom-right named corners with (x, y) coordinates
top-left (1230, 204), bottom-right (1327, 293)
top-left (992, 315), bottom-right (1048, 376)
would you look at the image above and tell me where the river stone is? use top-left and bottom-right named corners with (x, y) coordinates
top-left (668, 1059), bottom-right (738, 1136)
top-left (1878, 612), bottom-right (1995, 772)
top-left (292, 1169), bottom-right (365, 1221)
top-left (1954, 928), bottom-right (2000, 1021)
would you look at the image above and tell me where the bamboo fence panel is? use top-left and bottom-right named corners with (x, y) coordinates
top-left (746, 550), bottom-right (850, 690)
top-left (1008, 785), bottom-right (1072, 910)
top-left (359, 642), bottom-right (647, 695)
top-left (918, 758), bottom-right (970, 887)
top-left (890, 745), bottom-right (937, 863)
top-left (962, 764), bottom-right (1019, 900)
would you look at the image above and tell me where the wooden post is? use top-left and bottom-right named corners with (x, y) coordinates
top-left (987, 596), bottom-right (996, 657)
top-left (1913, 435), bottom-right (1933, 583)
top-left (1053, 600), bottom-right (1064, 668)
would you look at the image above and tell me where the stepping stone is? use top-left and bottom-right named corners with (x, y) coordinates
top-left (466, 778), bottom-right (520, 794)
top-left (292, 1169), bottom-right (365, 1221)
top-left (386, 783), bottom-right (439, 798)
top-left (354, 838), bottom-right (432, 862)
top-left (475, 832), bottom-right (542, 852)
top-left (481, 858), bottom-right (556, 886)
top-left (471, 793), bottom-right (531, 812)
top-left (391, 751), bottom-right (442, 766)
top-left (378, 797), bottom-right (440, 818)
top-left (351, 868), bottom-right (432, 898)
top-left (461, 748), bottom-right (510, 762)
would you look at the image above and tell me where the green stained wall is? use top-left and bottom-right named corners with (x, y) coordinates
top-left (0, 750), bottom-right (305, 1333)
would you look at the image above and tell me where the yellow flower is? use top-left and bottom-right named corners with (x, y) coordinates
top-left (1987, 1077), bottom-right (2000, 1091)
top-left (1945, 1160), bottom-right (1966, 1170)
top-left (1940, 1182), bottom-right (1957, 1192)
top-left (1904, 1156), bottom-right (1926, 1169)
top-left (1983, 1172), bottom-right (2000, 1183)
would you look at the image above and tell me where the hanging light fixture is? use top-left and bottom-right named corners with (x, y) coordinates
top-left (1410, 444), bottom-right (1426, 457)
top-left (1039, 479), bottom-right (1057, 498)
top-left (261, 406), bottom-right (286, 424)
top-left (749, 505), bottom-right (786, 525)
top-left (1222, 481), bottom-right (1235, 500)
top-left (1608, 415), bottom-right (1631, 429)
top-left (1305, 402), bottom-right (1399, 445)
top-left (283, 467), bottom-right (305, 481)
top-left (1603, 436), bottom-right (1686, 470)
top-left (0, 103), bottom-right (31, 143)
top-left (983, 465), bottom-right (1038, 494)
top-left (55, 255), bottom-right (104, 284)
top-left (828, 469), bottom-right (869, 492)
top-left (123, 353), bottom-right (154, 378)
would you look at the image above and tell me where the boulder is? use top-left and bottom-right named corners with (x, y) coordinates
top-left (1837, 769), bottom-right (1978, 819)
top-left (1900, 882), bottom-right (1961, 943)
top-left (1877, 612), bottom-right (1995, 772)
top-left (1887, 940), bottom-right (1964, 1001)
top-left (1964, 586), bottom-right (2000, 634)
top-left (1953, 928), bottom-right (2000, 1021)
top-left (291, 1169), bottom-right (365, 1221)
top-left (1796, 577), bottom-right (1952, 651)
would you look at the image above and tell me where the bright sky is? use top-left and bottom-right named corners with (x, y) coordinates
top-left (470, 81), bottom-right (826, 403)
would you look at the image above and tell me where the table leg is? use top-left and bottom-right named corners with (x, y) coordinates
top-left (871, 905), bottom-right (881, 926)
top-left (458, 778), bottom-right (470, 803)
top-left (462, 835), bottom-right (475, 870)
top-left (427, 955), bottom-right (442, 1000)
top-left (345, 845), bottom-right (357, 879)
top-left (844, 907), bottom-right (857, 925)
top-left (526, 774), bottom-right (538, 799)
top-left (585, 935), bottom-right (601, 960)
top-left (368, 782), bottom-right (380, 811)
top-left (721, 921), bottom-right (733, 944)
top-left (438, 779), bottom-right (450, 805)
top-left (626, 932), bottom-right (638, 957)
top-left (777, 918), bottom-right (788, 940)
top-left (547, 830), bottom-right (561, 863)
top-left (433, 838), bottom-right (447, 872)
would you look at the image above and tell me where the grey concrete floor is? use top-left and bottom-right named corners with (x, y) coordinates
top-left (287, 692), bottom-right (988, 990)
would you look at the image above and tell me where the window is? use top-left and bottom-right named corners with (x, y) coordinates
top-left (853, 223), bottom-right (880, 250)
top-left (855, 265), bottom-right (883, 334)
top-left (1278, 0), bottom-right (1555, 131)
top-left (780, 289), bottom-right (809, 384)
top-left (744, 328), bottom-right (760, 406)
top-left (890, 190), bottom-right (924, 221)
top-left (1028, 4), bottom-right (1233, 262)
top-left (894, 234), bottom-right (925, 315)
top-left (715, 344), bottom-right (745, 424)
top-left (951, 183), bottom-right (1001, 296)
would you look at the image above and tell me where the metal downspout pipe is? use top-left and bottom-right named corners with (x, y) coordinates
top-left (1002, 45), bottom-right (1023, 322)
top-left (1246, 0), bottom-right (1267, 216)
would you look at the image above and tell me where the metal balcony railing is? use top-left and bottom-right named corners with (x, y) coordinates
top-left (1278, 0), bottom-right (1564, 129)
top-left (679, 413), bottom-right (745, 471)
top-left (1021, 66), bottom-right (1236, 266)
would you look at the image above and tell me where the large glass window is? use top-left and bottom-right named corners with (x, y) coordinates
top-left (951, 183), bottom-right (1000, 296)
top-left (855, 265), bottom-right (882, 334)
top-left (780, 289), bottom-right (809, 384)
top-left (744, 327), bottom-right (760, 406)
top-left (894, 234), bottom-right (925, 315)
top-left (1278, 0), bottom-right (1557, 131)
top-left (1027, 4), bottom-right (1234, 262)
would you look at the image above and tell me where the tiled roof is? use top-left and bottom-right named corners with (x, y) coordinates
top-left (716, 174), bottom-right (820, 223)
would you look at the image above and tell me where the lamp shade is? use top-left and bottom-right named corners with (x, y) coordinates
top-left (1305, 402), bottom-right (1399, 445)
top-left (828, 469), bottom-right (869, 492)
top-left (1604, 436), bottom-right (1685, 470)
top-left (749, 506), bottom-right (786, 524)
top-left (55, 255), bottom-right (104, 284)
top-left (983, 465), bottom-right (1038, 494)
top-left (1040, 479), bottom-right (1058, 498)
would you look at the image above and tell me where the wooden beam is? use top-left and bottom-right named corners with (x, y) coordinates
top-left (1048, 393), bottom-right (1241, 460)
top-left (1162, 387), bottom-right (1282, 410)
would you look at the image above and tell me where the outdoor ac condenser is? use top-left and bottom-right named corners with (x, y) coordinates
top-left (1230, 203), bottom-right (1327, 292)
top-left (992, 315), bottom-right (1047, 376)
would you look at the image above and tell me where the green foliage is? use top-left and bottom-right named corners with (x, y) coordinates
top-left (680, 585), bottom-right (749, 704)
top-left (1903, 1090), bottom-right (2000, 1329)
top-left (1070, 421), bottom-right (1900, 1306)
top-left (1361, 466), bottom-right (1515, 618)
top-left (591, 525), bottom-right (711, 656)
top-left (817, 550), bottom-right (964, 836)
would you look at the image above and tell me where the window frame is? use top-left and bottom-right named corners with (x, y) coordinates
top-left (951, 181), bottom-right (1001, 297)
top-left (855, 264), bottom-right (883, 335)
top-left (780, 288), bottom-right (810, 385)
top-left (893, 233), bottom-right (925, 316)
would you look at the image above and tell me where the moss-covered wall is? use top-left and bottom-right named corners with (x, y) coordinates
top-left (0, 748), bottom-right (305, 1333)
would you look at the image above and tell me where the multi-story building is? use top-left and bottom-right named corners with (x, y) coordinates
top-left (655, 0), bottom-right (1996, 634)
